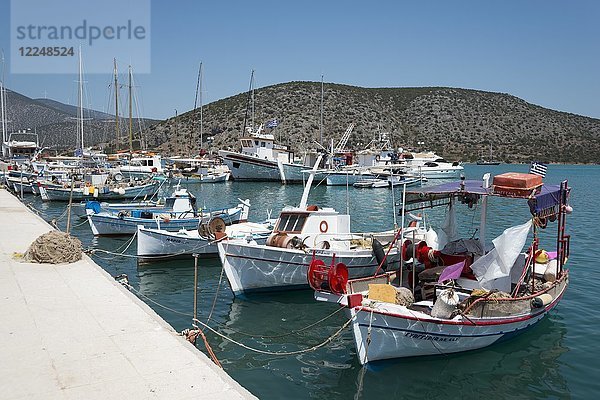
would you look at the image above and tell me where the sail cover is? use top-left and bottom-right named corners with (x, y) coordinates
top-left (470, 220), bottom-right (532, 291)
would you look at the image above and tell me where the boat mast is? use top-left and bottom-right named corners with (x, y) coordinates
top-left (128, 65), bottom-right (133, 154)
top-left (199, 62), bottom-right (203, 150)
top-left (242, 69), bottom-right (254, 135)
top-left (1, 49), bottom-right (8, 145)
top-left (78, 46), bottom-right (84, 158)
top-left (113, 58), bottom-right (119, 151)
top-left (193, 62), bottom-right (203, 151)
top-left (251, 70), bottom-right (255, 130)
top-left (320, 74), bottom-right (324, 145)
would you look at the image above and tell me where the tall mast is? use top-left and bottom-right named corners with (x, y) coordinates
top-left (250, 70), bottom-right (255, 129)
top-left (193, 61), bottom-right (203, 151)
top-left (78, 46), bottom-right (84, 157)
top-left (199, 62), bottom-right (203, 150)
top-left (320, 74), bottom-right (324, 145)
top-left (128, 65), bottom-right (133, 154)
top-left (113, 58), bottom-right (119, 151)
top-left (242, 69), bottom-right (254, 135)
top-left (1, 50), bottom-right (6, 144)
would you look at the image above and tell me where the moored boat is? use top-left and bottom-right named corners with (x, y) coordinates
top-left (136, 219), bottom-right (272, 259)
top-left (217, 157), bottom-right (417, 295)
top-left (312, 172), bottom-right (572, 364)
top-left (86, 192), bottom-right (251, 236)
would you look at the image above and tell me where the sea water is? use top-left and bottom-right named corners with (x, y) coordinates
top-left (26, 164), bottom-right (600, 399)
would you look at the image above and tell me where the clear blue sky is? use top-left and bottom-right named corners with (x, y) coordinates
top-left (1, 0), bottom-right (599, 120)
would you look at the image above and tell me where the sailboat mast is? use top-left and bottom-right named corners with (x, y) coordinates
top-left (193, 62), bottom-right (203, 151)
top-left (1, 50), bottom-right (6, 144)
top-left (113, 58), bottom-right (119, 151)
top-left (78, 47), bottom-right (84, 155)
top-left (199, 62), bottom-right (203, 150)
top-left (241, 69), bottom-right (254, 135)
top-left (251, 70), bottom-right (255, 129)
top-left (320, 74), bottom-right (324, 145)
top-left (128, 65), bottom-right (133, 154)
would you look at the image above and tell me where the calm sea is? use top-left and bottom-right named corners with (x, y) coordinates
top-left (25, 164), bottom-right (600, 399)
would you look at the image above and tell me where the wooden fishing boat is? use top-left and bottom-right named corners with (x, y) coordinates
top-left (217, 156), bottom-right (425, 295)
top-left (312, 172), bottom-right (571, 364)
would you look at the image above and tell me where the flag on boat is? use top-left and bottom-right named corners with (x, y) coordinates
top-left (266, 118), bottom-right (278, 128)
top-left (529, 162), bottom-right (547, 178)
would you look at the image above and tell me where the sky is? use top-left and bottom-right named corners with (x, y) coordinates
top-left (0, 0), bottom-right (599, 120)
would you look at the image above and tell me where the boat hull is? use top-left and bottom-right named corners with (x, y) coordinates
top-left (218, 241), bottom-right (399, 295)
top-left (220, 151), bottom-right (281, 181)
top-left (39, 182), bottom-right (158, 201)
top-left (137, 224), bottom-right (270, 258)
top-left (87, 206), bottom-right (244, 236)
top-left (348, 277), bottom-right (568, 364)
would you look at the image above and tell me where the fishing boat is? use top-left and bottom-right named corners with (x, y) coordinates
top-left (218, 71), bottom-right (316, 183)
top-left (136, 218), bottom-right (272, 259)
top-left (38, 177), bottom-right (159, 201)
top-left (312, 172), bottom-right (571, 364)
top-left (86, 190), bottom-right (251, 236)
top-left (217, 156), bottom-right (417, 295)
top-left (353, 178), bottom-right (389, 189)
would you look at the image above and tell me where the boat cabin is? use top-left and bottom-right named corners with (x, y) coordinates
top-left (267, 206), bottom-right (351, 250)
top-left (239, 127), bottom-right (294, 164)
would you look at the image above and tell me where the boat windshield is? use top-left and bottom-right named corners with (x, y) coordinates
top-left (275, 213), bottom-right (308, 233)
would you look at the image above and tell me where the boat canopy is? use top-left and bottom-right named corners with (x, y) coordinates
top-left (402, 179), bottom-right (568, 218)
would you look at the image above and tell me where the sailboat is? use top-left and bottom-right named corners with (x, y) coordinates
top-left (476, 143), bottom-right (501, 165)
top-left (38, 51), bottom-right (158, 201)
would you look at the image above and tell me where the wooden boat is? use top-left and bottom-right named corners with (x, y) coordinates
top-left (86, 191), bottom-right (251, 236)
top-left (136, 219), bottom-right (272, 259)
top-left (216, 156), bottom-right (423, 295)
top-left (312, 173), bottom-right (571, 364)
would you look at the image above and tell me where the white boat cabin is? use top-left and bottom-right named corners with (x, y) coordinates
top-left (267, 206), bottom-right (351, 250)
top-left (239, 126), bottom-right (294, 164)
top-left (121, 155), bottom-right (163, 173)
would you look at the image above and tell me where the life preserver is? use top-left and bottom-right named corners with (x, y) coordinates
top-left (319, 220), bottom-right (328, 233)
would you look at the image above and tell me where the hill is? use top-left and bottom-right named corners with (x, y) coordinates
top-left (148, 82), bottom-right (600, 163)
top-left (2, 88), bottom-right (158, 152)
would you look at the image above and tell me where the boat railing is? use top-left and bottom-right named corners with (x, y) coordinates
top-left (461, 272), bottom-right (568, 319)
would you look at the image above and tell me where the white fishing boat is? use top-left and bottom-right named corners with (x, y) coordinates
top-left (38, 177), bottom-right (159, 202)
top-left (218, 71), bottom-right (315, 183)
top-left (136, 218), bottom-right (272, 259)
top-left (119, 154), bottom-right (163, 179)
top-left (313, 172), bottom-right (571, 364)
top-left (86, 190), bottom-right (250, 236)
top-left (353, 178), bottom-right (388, 189)
top-left (217, 156), bottom-right (414, 295)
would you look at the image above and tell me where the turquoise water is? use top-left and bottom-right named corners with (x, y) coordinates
top-left (25, 164), bottom-right (599, 399)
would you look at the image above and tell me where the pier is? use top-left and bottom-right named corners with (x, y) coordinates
top-left (0, 188), bottom-right (256, 399)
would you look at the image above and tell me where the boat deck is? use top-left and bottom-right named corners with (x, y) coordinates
top-left (0, 189), bottom-right (256, 400)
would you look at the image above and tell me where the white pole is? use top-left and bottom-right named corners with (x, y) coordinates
top-left (480, 173), bottom-right (491, 252)
top-left (299, 154), bottom-right (323, 209)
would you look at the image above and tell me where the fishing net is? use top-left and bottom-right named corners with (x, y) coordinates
top-left (24, 231), bottom-right (83, 264)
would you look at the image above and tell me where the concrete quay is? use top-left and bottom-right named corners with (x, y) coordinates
top-left (0, 189), bottom-right (257, 399)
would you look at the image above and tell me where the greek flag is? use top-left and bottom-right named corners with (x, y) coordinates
top-left (529, 161), bottom-right (547, 178)
top-left (266, 118), bottom-right (278, 128)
